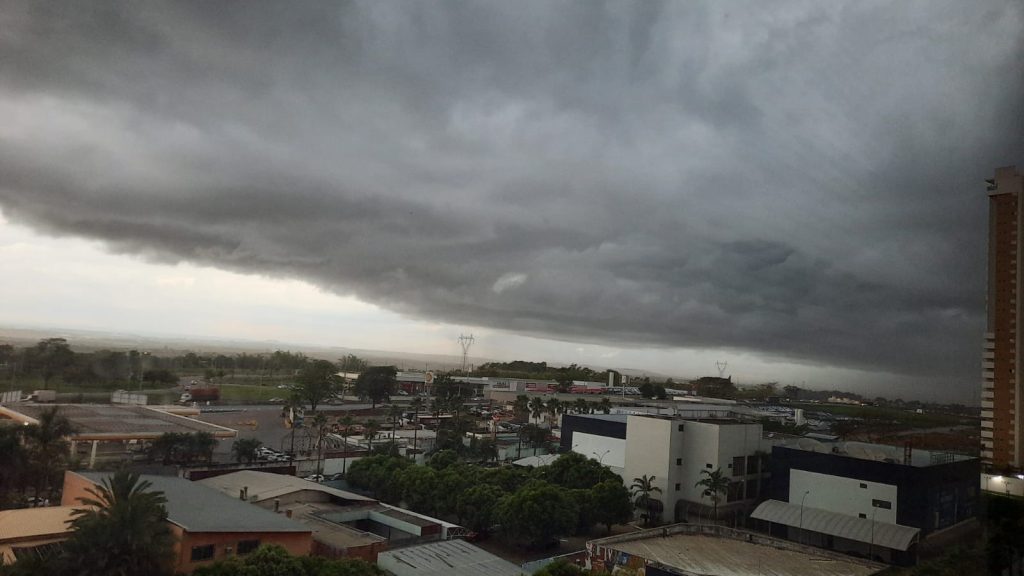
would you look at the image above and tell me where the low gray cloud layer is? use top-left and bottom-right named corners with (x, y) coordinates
top-left (1, 1), bottom-right (1022, 384)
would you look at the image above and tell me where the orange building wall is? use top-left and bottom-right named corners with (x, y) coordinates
top-left (60, 471), bottom-right (98, 507)
top-left (174, 528), bottom-right (312, 574)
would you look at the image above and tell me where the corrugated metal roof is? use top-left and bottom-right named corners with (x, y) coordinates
top-left (76, 472), bottom-right (310, 534)
top-left (0, 507), bottom-right (76, 542)
top-left (750, 500), bottom-right (920, 551)
top-left (197, 470), bottom-right (376, 504)
top-left (377, 540), bottom-right (523, 576)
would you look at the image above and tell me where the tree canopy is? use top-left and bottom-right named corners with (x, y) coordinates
top-left (495, 480), bottom-right (579, 548)
top-left (353, 366), bottom-right (397, 408)
top-left (297, 360), bottom-right (341, 412)
top-left (192, 544), bottom-right (382, 576)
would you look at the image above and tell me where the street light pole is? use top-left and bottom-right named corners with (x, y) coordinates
top-left (799, 490), bottom-right (810, 545)
top-left (593, 449), bottom-right (611, 465)
top-left (869, 504), bottom-right (878, 561)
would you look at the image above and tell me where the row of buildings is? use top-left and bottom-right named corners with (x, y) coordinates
top-left (558, 409), bottom-right (978, 565)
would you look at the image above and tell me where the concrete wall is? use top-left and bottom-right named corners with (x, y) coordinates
top-left (790, 469), bottom-right (898, 524)
top-left (570, 432), bottom-right (626, 468)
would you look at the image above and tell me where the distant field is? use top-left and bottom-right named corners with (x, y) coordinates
top-left (217, 383), bottom-right (286, 403)
top-left (792, 402), bottom-right (977, 428)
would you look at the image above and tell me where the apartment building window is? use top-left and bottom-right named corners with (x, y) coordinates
top-left (678, 424), bottom-right (685, 432)
top-left (675, 483), bottom-right (681, 491)
top-left (237, 540), bottom-right (260, 555)
top-left (872, 499), bottom-right (892, 510)
top-left (706, 463), bottom-right (713, 469)
top-left (732, 456), bottom-right (746, 476)
top-left (676, 458), bottom-right (682, 465)
top-left (859, 483), bottom-right (867, 489)
top-left (191, 545), bottom-right (215, 562)
top-left (859, 513), bottom-right (867, 519)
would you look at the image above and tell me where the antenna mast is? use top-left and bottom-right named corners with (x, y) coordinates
top-left (458, 334), bottom-right (475, 373)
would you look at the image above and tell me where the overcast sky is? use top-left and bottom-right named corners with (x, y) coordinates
top-left (1, 2), bottom-right (1022, 403)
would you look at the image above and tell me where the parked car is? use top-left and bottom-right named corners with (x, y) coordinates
top-left (304, 474), bottom-right (324, 482)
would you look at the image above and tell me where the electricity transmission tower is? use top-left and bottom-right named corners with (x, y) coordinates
top-left (458, 334), bottom-right (475, 373)
top-left (715, 361), bottom-right (728, 379)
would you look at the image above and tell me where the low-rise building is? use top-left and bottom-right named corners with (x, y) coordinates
top-left (62, 471), bottom-right (312, 574)
top-left (561, 412), bottom-right (786, 522)
top-left (0, 506), bottom-right (77, 565)
top-left (751, 439), bottom-right (979, 565)
top-left (198, 470), bottom-right (462, 560)
top-left (377, 539), bottom-right (524, 576)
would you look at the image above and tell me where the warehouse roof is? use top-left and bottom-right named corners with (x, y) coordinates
top-left (74, 472), bottom-right (309, 533)
top-left (0, 404), bottom-right (236, 440)
top-left (751, 500), bottom-right (920, 551)
top-left (595, 529), bottom-right (882, 576)
top-left (0, 506), bottom-right (76, 542)
top-left (377, 539), bottom-right (523, 576)
top-left (197, 470), bottom-right (376, 504)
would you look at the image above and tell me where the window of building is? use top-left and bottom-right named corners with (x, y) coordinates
top-left (732, 456), bottom-right (746, 476)
top-left (676, 458), bottom-right (682, 465)
top-left (872, 499), bottom-right (892, 510)
top-left (706, 463), bottom-right (713, 469)
top-left (746, 455), bottom-right (760, 475)
top-left (237, 540), bottom-right (260, 555)
top-left (678, 424), bottom-right (685, 432)
top-left (727, 481), bottom-right (744, 502)
top-left (191, 545), bottom-right (215, 562)
top-left (675, 483), bottom-right (681, 491)
top-left (859, 513), bottom-right (867, 519)
top-left (859, 483), bottom-right (867, 489)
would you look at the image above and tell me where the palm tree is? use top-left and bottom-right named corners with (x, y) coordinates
top-left (64, 469), bottom-right (175, 576)
top-left (410, 397), bottom-right (424, 455)
top-left (545, 398), bottom-right (562, 419)
top-left (339, 415), bottom-right (355, 475)
top-left (573, 398), bottom-right (589, 415)
top-left (387, 404), bottom-right (404, 451)
top-left (312, 412), bottom-right (329, 478)
top-left (512, 395), bottom-right (530, 423)
top-left (185, 432), bottom-right (217, 464)
top-left (363, 420), bottom-right (380, 453)
top-left (630, 475), bottom-right (662, 527)
top-left (24, 406), bottom-right (75, 500)
top-left (695, 468), bottom-right (730, 522)
top-left (528, 396), bottom-right (546, 423)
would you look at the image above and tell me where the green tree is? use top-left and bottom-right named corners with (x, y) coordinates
top-left (62, 470), bottom-right (175, 576)
top-left (695, 468), bottom-right (730, 521)
top-left (496, 481), bottom-right (578, 548)
top-left (398, 465), bottom-right (440, 515)
top-left (28, 338), bottom-right (75, 389)
top-left (339, 415), bottom-right (355, 475)
top-left (456, 484), bottom-right (504, 533)
top-left (192, 544), bottom-right (382, 576)
top-left (539, 452), bottom-right (618, 490)
top-left (232, 438), bottom-right (263, 464)
top-left (428, 449), bottom-right (460, 470)
top-left (363, 420), bottom-right (380, 453)
top-left (353, 366), bottom-right (397, 408)
top-left (533, 559), bottom-right (587, 576)
top-left (630, 475), bottom-right (662, 526)
top-left (297, 360), bottom-right (341, 412)
top-left (568, 488), bottom-right (597, 535)
top-left (512, 395), bottom-right (530, 423)
top-left (345, 455), bottom-right (410, 502)
top-left (338, 354), bottom-right (369, 373)
top-left (591, 479), bottom-right (633, 534)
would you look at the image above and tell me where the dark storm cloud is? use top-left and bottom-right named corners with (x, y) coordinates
top-left (1, 1), bottom-right (1022, 382)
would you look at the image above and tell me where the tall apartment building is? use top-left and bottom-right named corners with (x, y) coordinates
top-left (984, 165), bottom-right (1024, 470)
